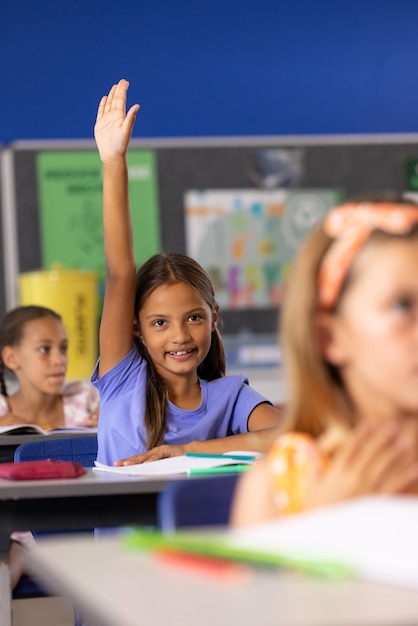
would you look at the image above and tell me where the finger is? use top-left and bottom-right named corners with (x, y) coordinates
top-left (111, 79), bottom-right (128, 111)
top-left (104, 84), bottom-right (117, 113)
top-left (96, 96), bottom-right (107, 122)
top-left (342, 421), bottom-right (399, 476)
top-left (362, 437), bottom-right (411, 490)
top-left (127, 103), bottom-right (140, 119)
top-left (331, 422), bottom-right (377, 468)
top-left (358, 433), bottom-right (417, 493)
top-left (82, 419), bottom-right (98, 427)
top-left (121, 104), bottom-right (140, 135)
top-left (370, 432), bottom-right (418, 492)
top-left (114, 455), bottom-right (142, 466)
top-left (379, 462), bottom-right (418, 494)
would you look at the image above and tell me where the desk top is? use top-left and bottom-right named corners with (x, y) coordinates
top-left (0, 469), bottom-right (192, 551)
top-left (0, 429), bottom-right (97, 447)
top-left (0, 468), bottom-right (179, 499)
top-left (0, 429), bottom-right (97, 464)
top-left (27, 533), bottom-right (418, 626)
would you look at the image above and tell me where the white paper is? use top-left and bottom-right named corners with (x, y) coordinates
top-left (93, 454), bottom-right (256, 477)
top-left (228, 495), bottom-right (418, 589)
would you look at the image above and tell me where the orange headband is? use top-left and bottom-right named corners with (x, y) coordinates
top-left (318, 202), bottom-right (418, 310)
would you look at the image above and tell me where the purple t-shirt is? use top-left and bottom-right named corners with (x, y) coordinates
top-left (92, 345), bottom-right (271, 465)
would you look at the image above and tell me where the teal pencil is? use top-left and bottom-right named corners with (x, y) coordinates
top-left (188, 464), bottom-right (252, 476)
top-left (186, 453), bottom-right (256, 462)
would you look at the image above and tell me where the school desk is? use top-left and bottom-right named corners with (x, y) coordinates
top-left (0, 469), bottom-right (182, 626)
top-left (0, 430), bottom-right (97, 463)
top-left (25, 532), bottom-right (418, 626)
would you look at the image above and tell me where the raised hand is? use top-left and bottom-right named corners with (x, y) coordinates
top-left (94, 78), bottom-right (140, 164)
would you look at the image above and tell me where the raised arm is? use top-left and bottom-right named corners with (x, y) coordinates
top-left (94, 79), bottom-right (140, 377)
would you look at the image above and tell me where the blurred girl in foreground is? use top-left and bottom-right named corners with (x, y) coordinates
top-left (231, 198), bottom-right (418, 526)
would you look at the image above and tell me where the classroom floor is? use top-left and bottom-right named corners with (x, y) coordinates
top-left (12, 596), bottom-right (74, 626)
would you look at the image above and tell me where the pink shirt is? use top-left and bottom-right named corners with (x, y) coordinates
top-left (0, 380), bottom-right (99, 427)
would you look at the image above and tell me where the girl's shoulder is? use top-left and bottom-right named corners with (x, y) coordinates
top-left (0, 393), bottom-right (9, 417)
top-left (91, 344), bottom-right (145, 389)
top-left (269, 432), bottom-right (319, 455)
top-left (62, 380), bottom-right (100, 402)
top-left (268, 432), bottom-right (325, 469)
top-left (267, 432), bottom-right (326, 515)
top-left (62, 380), bottom-right (99, 427)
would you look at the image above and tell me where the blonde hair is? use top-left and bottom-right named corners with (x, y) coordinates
top-left (281, 198), bottom-right (418, 440)
top-left (280, 224), bottom-right (346, 438)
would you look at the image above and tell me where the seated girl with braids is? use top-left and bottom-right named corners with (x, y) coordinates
top-left (0, 305), bottom-right (99, 430)
top-left (0, 304), bottom-right (99, 589)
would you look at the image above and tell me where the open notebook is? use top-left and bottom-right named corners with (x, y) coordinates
top-left (0, 424), bottom-right (98, 436)
top-left (126, 494), bottom-right (418, 588)
top-left (94, 453), bottom-right (257, 477)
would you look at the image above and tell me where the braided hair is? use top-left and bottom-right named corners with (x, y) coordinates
top-left (0, 305), bottom-right (62, 396)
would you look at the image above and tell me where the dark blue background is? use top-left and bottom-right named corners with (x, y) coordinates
top-left (1, 0), bottom-right (418, 143)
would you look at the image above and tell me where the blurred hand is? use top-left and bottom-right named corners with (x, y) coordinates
top-left (80, 415), bottom-right (99, 428)
top-left (305, 420), bottom-right (418, 510)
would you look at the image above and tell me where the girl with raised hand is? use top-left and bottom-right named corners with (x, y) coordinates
top-left (231, 197), bottom-right (418, 526)
top-left (92, 79), bottom-right (282, 467)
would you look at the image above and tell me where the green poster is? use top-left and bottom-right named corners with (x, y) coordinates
top-left (406, 158), bottom-right (418, 191)
top-left (37, 149), bottom-right (161, 284)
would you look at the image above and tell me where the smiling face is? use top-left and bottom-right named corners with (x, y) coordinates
top-left (138, 281), bottom-right (218, 385)
top-left (3, 316), bottom-right (68, 394)
top-left (319, 234), bottom-right (418, 422)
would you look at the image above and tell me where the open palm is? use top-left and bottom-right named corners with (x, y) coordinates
top-left (94, 79), bottom-right (140, 164)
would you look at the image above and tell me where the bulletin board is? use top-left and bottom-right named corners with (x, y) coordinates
top-left (184, 188), bottom-right (342, 309)
top-left (6, 135), bottom-right (418, 332)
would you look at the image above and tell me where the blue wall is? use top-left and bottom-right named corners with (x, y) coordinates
top-left (1, 0), bottom-right (418, 143)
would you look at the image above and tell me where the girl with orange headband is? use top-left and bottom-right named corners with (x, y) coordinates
top-left (231, 197), bottom-right (418, 526)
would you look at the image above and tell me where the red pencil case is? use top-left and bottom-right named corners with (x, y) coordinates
top-left (0, 460), bottom-right (87, 480)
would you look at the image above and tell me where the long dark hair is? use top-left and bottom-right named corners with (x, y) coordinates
top-left (134, 253), bottom-right (225, 449)
top-left (0, 305), bottom-right (62, 396)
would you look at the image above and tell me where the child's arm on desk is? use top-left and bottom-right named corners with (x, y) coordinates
top-left (115, 401), bottom-right (283, 465)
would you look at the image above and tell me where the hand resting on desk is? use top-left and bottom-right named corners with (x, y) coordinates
top-left (115, 443), bottom-right (187, 465)
top-left (114, 428), bottom-right (281, 466)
